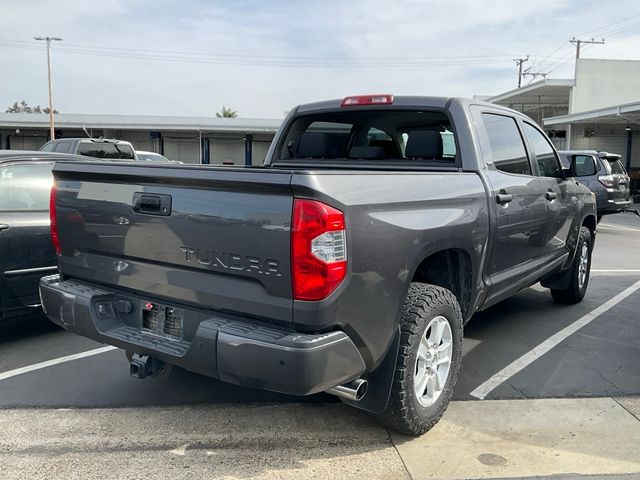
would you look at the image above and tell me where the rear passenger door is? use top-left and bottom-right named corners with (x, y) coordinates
top-left (474, 110), bottom-right (549, 303)
top-left (520, 121), bottom-right (579, 260)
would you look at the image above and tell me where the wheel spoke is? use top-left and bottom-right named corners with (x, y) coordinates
top-left (437, 355), bottom-right (450, 366)
top-left (429, 319), bottom-right (445, 345)
top-left (415, 370), bottom-right (429, 396)
top-left (426, 373), bottom-right (437, 397)
top-left (435, 367), bottom-right (448, 390)
top-left (436, 340), bottom-right (451, 355)
top-left (417, 342), bottom-right (430, 363)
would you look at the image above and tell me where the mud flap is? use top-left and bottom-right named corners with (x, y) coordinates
top-left (342, 326), bottom-right (400, 414)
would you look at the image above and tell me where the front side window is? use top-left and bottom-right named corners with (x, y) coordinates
top-left (0, 162), bottom-right (53, 211)
top-left (277, 110), bottom-right (456, 164)
top-left (482, 113), bottom-right (531, 175)
top-left (77, 142), bottom-right (135, 159)
top-left (522, 122), bottom-right (562, 178)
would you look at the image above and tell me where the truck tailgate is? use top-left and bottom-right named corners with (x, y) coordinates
top-left (52, 162), bottom-right (293, 324)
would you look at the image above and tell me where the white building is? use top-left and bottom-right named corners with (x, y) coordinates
top-left (0, 113), bottom-right (282, 165)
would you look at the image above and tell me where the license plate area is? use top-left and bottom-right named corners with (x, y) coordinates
top-left (141, 301), bottom-right (184, 339)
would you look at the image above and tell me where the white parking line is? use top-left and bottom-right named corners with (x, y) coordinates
top-left (592, 269), bottom-right (640, 272)
top-left (470, 279), bottom-right (640, 400)
top-left (0, 346), bottom-right (118, 382)
top-left (599, 223), bottom-right (640, 233)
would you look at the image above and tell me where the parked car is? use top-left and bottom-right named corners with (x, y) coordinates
top-left (40, 95), bottom-right (596, 435)
top-left (40, 138), bottom-right (137, 160)
top-left (559, 150), bottom-right (631, 222)
top-left (136, 151), bottom-right (183, 164)
top-left (0, 151), bottom-right (87, 321)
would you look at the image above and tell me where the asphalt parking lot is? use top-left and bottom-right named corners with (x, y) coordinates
top-left (1, 212), bottom-right (640, 480)
top-left (1, 211), bottom-right (640, 408)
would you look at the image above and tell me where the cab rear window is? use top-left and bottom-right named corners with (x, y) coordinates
top-left (77, 142), bottom-right (135, 159)
top-left (277, 110), bottom-right (456, 164)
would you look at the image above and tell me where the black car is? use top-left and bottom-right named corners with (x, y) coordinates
top-left (0, 151), bottom-right (86, 321)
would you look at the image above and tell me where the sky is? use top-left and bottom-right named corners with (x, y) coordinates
top-left (1, 0), bottom-right (640, 118)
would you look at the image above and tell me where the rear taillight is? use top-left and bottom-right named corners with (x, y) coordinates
top-left (49, 184), bottom-right (61, 255)
top-left (341, 94), bottom-right (393, 106)
top-left (598, 175), bottom-right (615, 188)
top-left (292, 199), bottom-right (347, 301)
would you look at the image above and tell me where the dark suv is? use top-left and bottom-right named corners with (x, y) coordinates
top-left (40, 138), bottom-right (137, 160)
top-left (559, 150), bottom-right (631, 221)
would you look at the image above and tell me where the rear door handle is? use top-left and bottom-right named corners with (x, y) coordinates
top-left (545, 191), bottom-right (558, 201)
top-left (496, 193), bottom-right (513, 205)
top-left (0, 224), bottom-right (9, 232)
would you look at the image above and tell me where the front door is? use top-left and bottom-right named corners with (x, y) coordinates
top-left (520, 121), bottom-right (579, 260)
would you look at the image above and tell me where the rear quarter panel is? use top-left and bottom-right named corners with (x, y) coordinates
top-left (290, 171), bottom-right (489, 368)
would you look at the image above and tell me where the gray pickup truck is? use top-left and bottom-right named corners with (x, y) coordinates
top-left (40, 95), bottom-right (596, 435)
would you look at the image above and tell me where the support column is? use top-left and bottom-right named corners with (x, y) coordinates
top-left (201, 137), bottom-right (210, 164)
top-left (244, 134), bottom-right (253, 166)
top-left (626, 129), bottom-right (633, 172)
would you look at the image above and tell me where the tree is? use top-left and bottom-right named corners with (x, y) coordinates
top-left (5, 100), bottom-right (58, 114)
top-left (215, 106), bottom-right (237, 118)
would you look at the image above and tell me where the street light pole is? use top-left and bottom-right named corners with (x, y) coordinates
top-left (34, 36), bottom-right (62, 140)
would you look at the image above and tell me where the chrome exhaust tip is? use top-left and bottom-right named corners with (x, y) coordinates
top-left (326, 379), bottom-right (368, 402)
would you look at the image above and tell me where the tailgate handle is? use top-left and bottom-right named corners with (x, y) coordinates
top-left (132, 193), bottom-right (172, 216)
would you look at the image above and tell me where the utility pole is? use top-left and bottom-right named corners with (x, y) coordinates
top-left (34, 36), bottom-right (62, 140)
top-left (570, 37), bottom-right (605, 63)
top-left (513, 55), bottom-right (529, 88)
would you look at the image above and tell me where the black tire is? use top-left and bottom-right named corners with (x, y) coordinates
top-left (596, 214), bottom-right (603, 224)
top-left (373, 283), bottom-right (463, 436)
top-left (550, 226), bottom-right (592, 304)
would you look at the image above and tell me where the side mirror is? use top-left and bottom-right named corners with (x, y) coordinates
top-left (562, 166), bottom-right (574, 178)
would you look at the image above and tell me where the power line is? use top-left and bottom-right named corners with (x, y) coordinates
top-left (0, 41), bottom-right (529, 68)
top-left (0, 37), bottom-right (522, 62)
top-left (576, 13), bottom-right (640, 37)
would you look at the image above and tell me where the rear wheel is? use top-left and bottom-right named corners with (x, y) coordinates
top-left (550, 226), bottom-right (592, 304)
top-left (374, 283), bottom-right (463, 436)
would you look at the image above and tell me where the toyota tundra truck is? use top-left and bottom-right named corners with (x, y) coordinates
top-left (40, 95), bottom-right (596, 435)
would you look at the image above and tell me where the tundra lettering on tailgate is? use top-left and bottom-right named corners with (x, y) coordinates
top-left (180, 246), bottom-right (282, 277)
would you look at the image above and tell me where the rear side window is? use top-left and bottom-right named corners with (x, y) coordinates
top-left (0, 162), bottom-right (53, 211)
top-left (77, 142), bottom-right (135, 159)
top-left (54, 141), bottom-right (72, 153)
top-left (607, 159), bottom-right (626, 175)
top-left (522, 122), bottom-right (562, 178)
top-left (40, 142), bottom-right (55, 152)
top-left (277, 110), bottom-right (456, 164)
top-left (482, 113), bottom-right (531, 175)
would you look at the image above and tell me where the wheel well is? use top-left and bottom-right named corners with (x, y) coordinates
top-left (582, 215), bottom-right (596, 241)
top-left (412, 249), bottom-right (472, 318)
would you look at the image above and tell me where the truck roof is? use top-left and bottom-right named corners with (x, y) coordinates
top-left (294, 95), bottom-right (522, 117)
